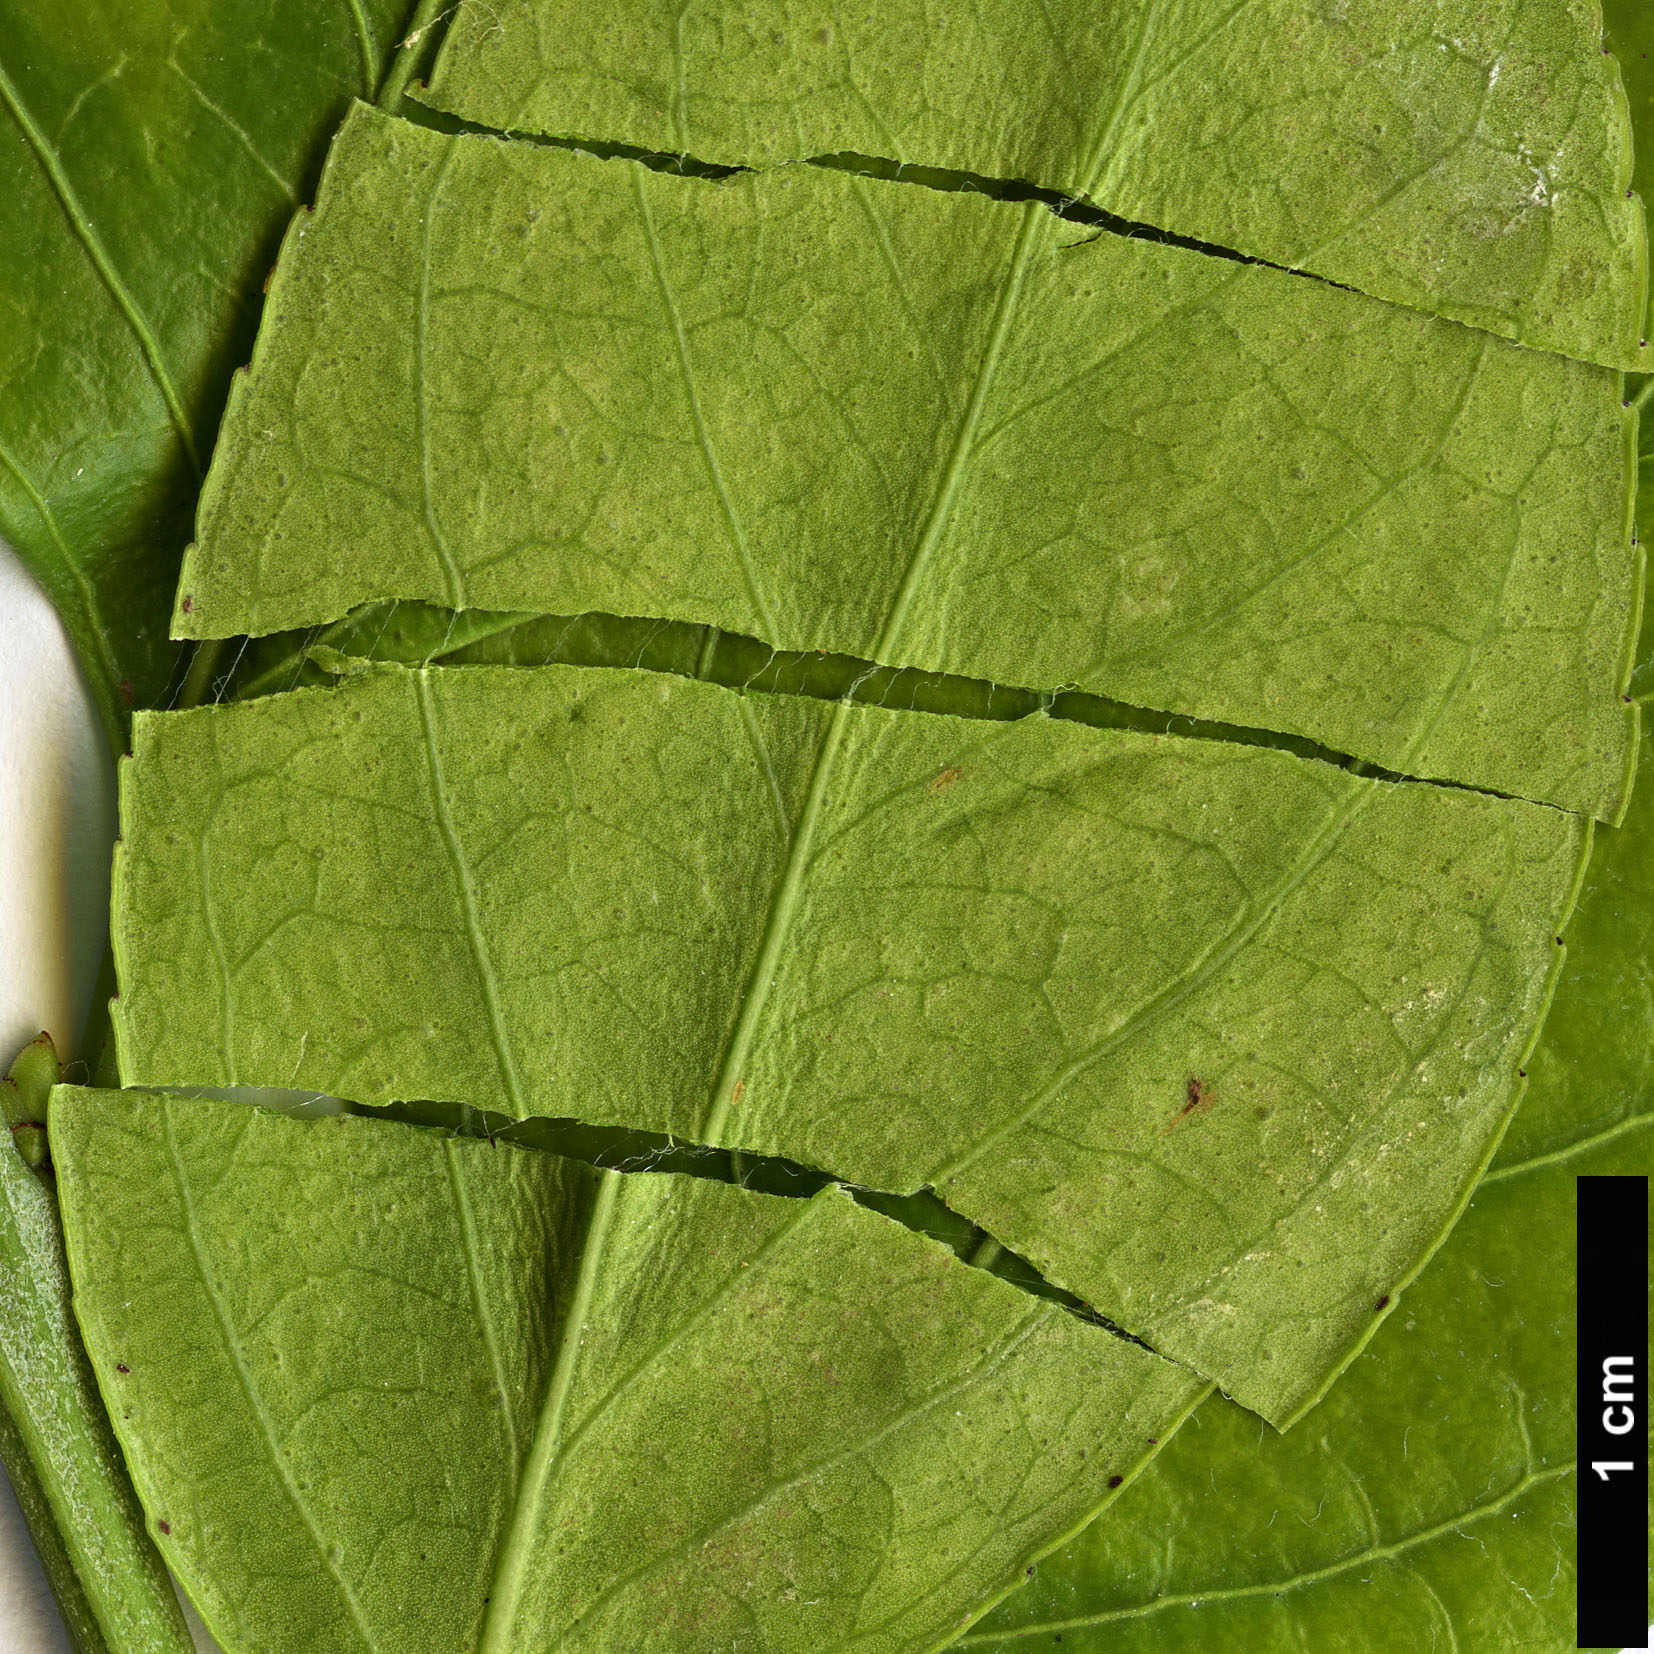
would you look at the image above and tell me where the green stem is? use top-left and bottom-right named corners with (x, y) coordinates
top-left (174, 637), bottom-right (227, 711)
top-left (0, 1389), bottom-right (113, 1654)
top-left (0, 1133), bottom-right (194, 1652)
top-left (376, 0), bottom-right (450, 112)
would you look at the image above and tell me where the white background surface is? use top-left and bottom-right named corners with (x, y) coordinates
top-left (0, 540), bottom-right (1645, 1651)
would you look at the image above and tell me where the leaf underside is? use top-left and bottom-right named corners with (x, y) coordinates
top-left (177, 102), bottom-right (1638, 818)
top-left (417, 0), bottom-right (1650, 371)
top-left (53, 1090), bottom-right (1205, 1654)
top-left (29, 1), bottom-right (1653, 1650)
top-left (114, 659), bottom-right (1585, 1423)
top-left (963, 730), bottom-right (1654, 1654)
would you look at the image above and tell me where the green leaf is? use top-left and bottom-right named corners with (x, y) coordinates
top-left (111, 659), bottom-right (1586, 1424)
top-left (11, 8), bottom-right (1641, 1649)
top-left (50, 1088), bottom-right (1204, 1653)
top-left (1605, 0), bottom-right (1654, 351)
top-left (0, 1042), bottom-right (193, 1653)
top-left (174, 104), bottom-right (1639, 817)
top-left (0, 0), bottom-right (420, 743)
top-left (1607, 0), bottom-right (1654, 702)
top-left (416, 0), bottom-right (1648, 370)
top-left (959, 735), bottom-right (1654, 1654)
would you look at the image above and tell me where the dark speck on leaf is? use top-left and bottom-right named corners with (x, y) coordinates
top-left (115, 1363), bottom-right (130, 1374)
top-left (1375, 1294), bottom-right (1390, 1311)
top-left (1107, 1474), bottom-right (1124, 1488)
top-left (180, 595), bottom-right (193, 614)
top-left (157, 1520), bottom-right (170, 1535)
top-left (1165, 1077), bottom-right (1213, 1132)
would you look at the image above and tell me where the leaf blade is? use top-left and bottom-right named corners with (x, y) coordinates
top-left (175, 107), bottom-right (1639, 816)
top-left (0, 0), bottom-right (419, 741)
top-left (52, 1089), bottom-right (1204, 1653)
top-left (417, 0), bottom-right (1648, 369)
top-left (112, 661), bottom-right (1587, 1420)
top-left (958, 707), bottom-right (1654, 1654)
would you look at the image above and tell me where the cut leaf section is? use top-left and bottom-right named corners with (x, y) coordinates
top-left (0, 0), bottom-right (418, 743)
top-left (175, 106), bottom-right (1639, 818)
top-left (112, 662), bottom-right (1587, 1422)
top-left (51, 1088), bottom-right (1203, 1654)
top-left (417, 0), bottom-right (1649, 370)
top-left (963, 718), bottom-right (1654, 1653)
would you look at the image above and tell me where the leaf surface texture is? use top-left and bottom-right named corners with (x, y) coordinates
top-left (962, 696), bottom-right (1654, 1653)
top-left (112, 661), bottom-right (1587, 1422)
top-left (20, 4), bottom-right (1645, 1647)
top-left (418, 0), bottom-right (1648, 368)
top-left (0, 0), bottom-right (416, 741)
top-left (52, 1091), bottom-right (1203, 1654)
top-left (176, 106), bottom-right (1639, 816)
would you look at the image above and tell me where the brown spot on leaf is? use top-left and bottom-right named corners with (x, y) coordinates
top-left (1374, 1294), bottom-right (1390, 1312)
top-left (928, 765), bottom-right (964, 795)
top-left (730, 1080), bottom-right (744, 1106)
top-left (1107, 1474), bottom-right (1124, 1488)
top-left (115, 1363), bottom-right (130, 1375)
top-left (180, 595), bottom-right (193, 614)
top-left (157, 1520), bottom-right (170, 1535)
top-left (1163, 1077), bottom-right (1213, 1133)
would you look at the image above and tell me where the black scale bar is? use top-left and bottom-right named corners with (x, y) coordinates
top-left (1577, 1174), bottom-right (1649, 1648)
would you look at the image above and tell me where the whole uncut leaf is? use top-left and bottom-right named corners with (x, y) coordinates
top-left (415, 0), bottom-right (1649, 370)
top-left (172, 104), bottom-right (1640, 817)
top-left (961, 741), bottom-right (1654, 1654)
top-left (0, 0), bottom-right (423, 744)
top-left (49, 1090), bottom-right (1204, 1654)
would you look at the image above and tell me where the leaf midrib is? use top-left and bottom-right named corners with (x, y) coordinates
top-left (697, 196), bottom-right (1049, 1150)
top-left (413, 669), bottom-right (525, 1113)
top-left (476, 1166), bottom-right (621, 1654)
